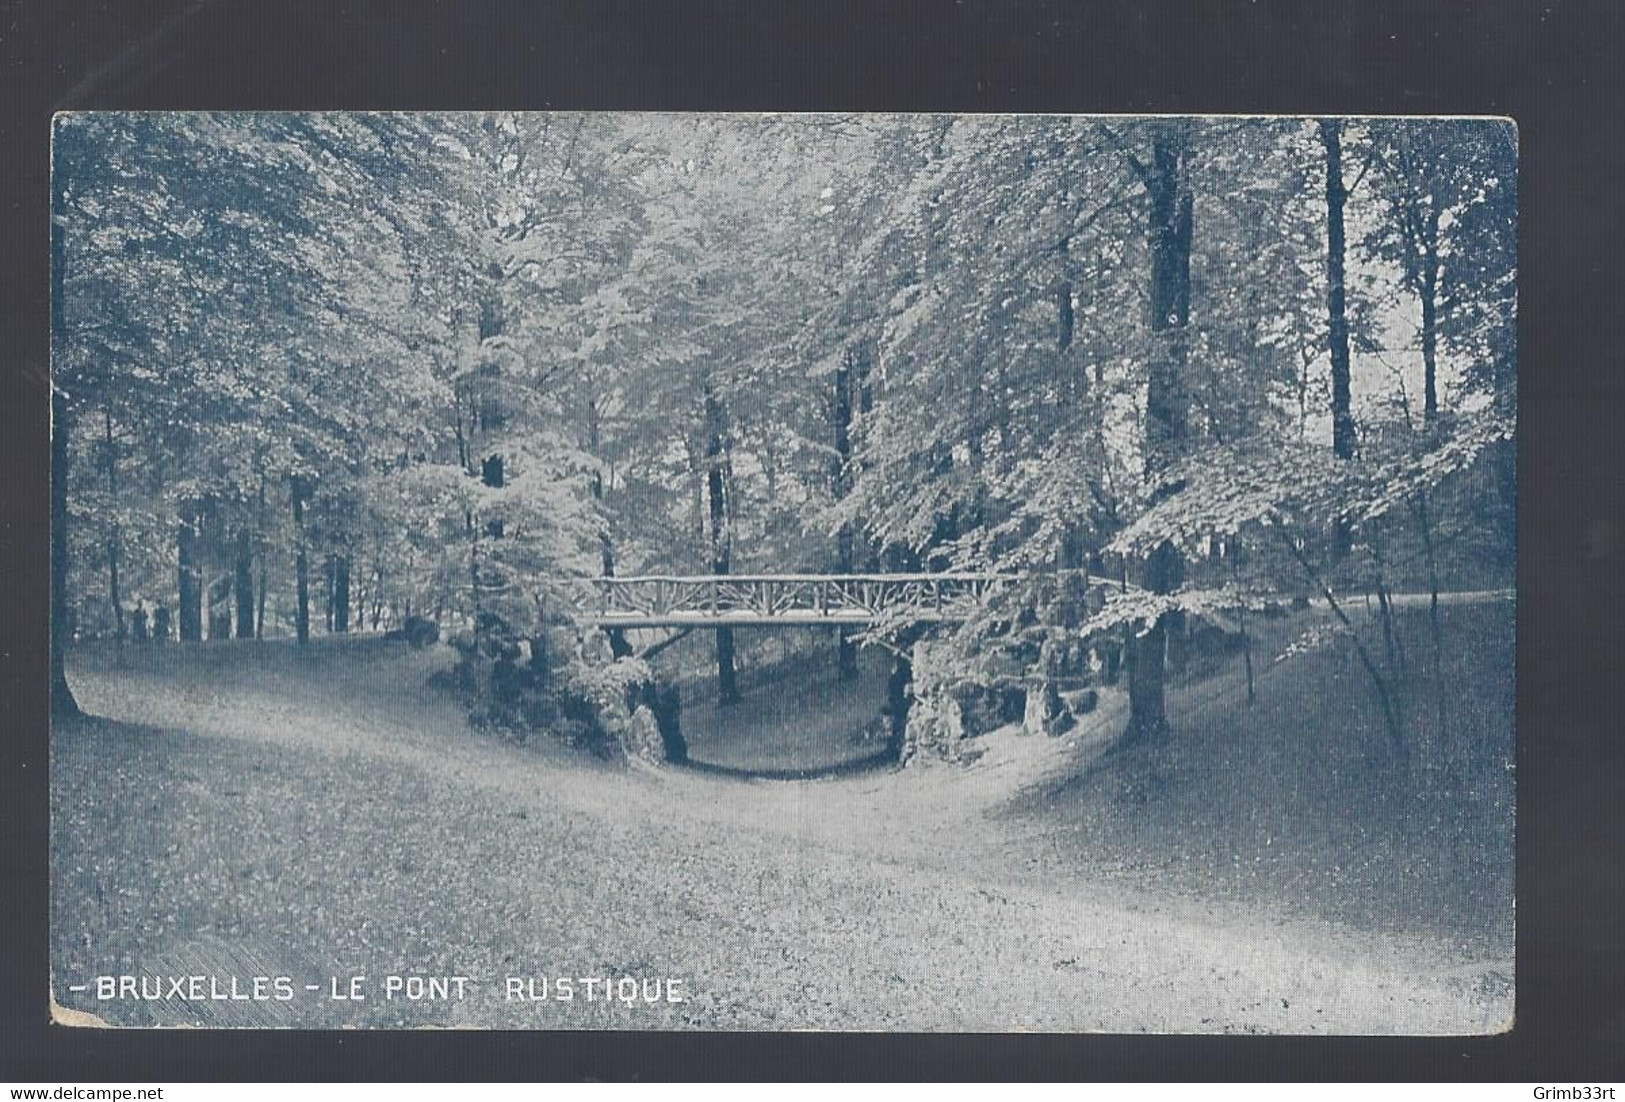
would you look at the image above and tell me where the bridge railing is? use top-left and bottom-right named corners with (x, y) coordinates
top-left (586, 573), bottom-right (1021, 626)
top-left (572, 571), bottom-right (1138, 628)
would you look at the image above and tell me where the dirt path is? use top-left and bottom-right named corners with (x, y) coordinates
top-left (50, 638), bottom-right (1512, 1033)
top-left (679, 648), bottom-right (893, 775)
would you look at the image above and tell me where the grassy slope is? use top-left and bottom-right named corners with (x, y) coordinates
top-left (994, 601), bottom-right (1515, 957)
top-left (49, 602), bottom-right (1513, 1032)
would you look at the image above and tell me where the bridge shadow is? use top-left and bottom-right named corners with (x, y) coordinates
top-left (675, 747), bottom-right (898, 783)
top-left (673, 645), bottom-right (896, 780)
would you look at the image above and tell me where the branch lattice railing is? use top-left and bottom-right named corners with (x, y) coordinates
top-left (578, 572), bottom-right (1125, 628)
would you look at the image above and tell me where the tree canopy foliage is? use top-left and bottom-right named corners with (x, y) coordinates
top-left (51, 113), bottom-right (1515, 748)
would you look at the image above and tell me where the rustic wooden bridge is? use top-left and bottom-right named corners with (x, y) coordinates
top-left (578, 572), bottom-right (1127, 629)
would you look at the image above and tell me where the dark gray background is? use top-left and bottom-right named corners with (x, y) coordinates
top-left (2, 0), bottom-right (1621, 1082)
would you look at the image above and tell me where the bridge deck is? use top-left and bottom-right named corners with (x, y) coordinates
top-left (577, 572), bottom-right (1123, 629)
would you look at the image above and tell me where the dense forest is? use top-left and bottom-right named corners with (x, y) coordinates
top-left (50, 113), bottom-right (1515, 764)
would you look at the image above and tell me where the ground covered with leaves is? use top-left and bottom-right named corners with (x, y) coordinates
top-left (51, 604), bottom-right (1512, 1033)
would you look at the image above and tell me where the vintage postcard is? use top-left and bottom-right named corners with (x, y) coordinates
top-left (48, 112), bottom-right (1515, 1031)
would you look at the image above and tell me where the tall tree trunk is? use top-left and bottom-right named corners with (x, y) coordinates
top-left (1057, 247), bottom-right (1084, 415)
top-left (832, 352), bottom-right (859, 681)
top-left (1057, 278), bottom-right (1075, 360)
top-left (1421, 203), bottom-right (1441, 427)
top-left (481, 453), bottom-right (504, 539)
top-left (855, 341), bottom-right (874, 420)
top-left (1056, 245), bottom-right (1097, 569)
top-left (1414, 489), bottom-right (1448, 752)
top-left (103, 407), bottom-right (125, 643)
top-left (705, 384), bottom-right (740, 705)
top-left (683, 436), bottom-right (705, 544)
top-left (257, 565), bottom-right (269, 639)
top-left (852, 343), bottom-right (880, 571)
top-left (255, 476), bottom-right (267, 638)
top-left (1239, 605), bottom-right (1256, 706)
top-left (106, 537), bottom-right (124, 644)
top-left (598, 532), bottom-right (632, 658)
top-left (452, 383), bottom-right (471, 475)
top-left (333, 554), bottom-right (351, 634)
top-left (587, 398), bottom-right (632, 659)
top-left (51, 390), bottom-right (80, 714)
top-left (1142, 133), bottom-right (1193, 473)
top-left (324, 557), bottom-right (335, 633)
top-left (1127, 541), bottom-right (1182, 739)
top-left (291, 479), bottom-right (310, 645)
top-left (1127, 125), bottom-right (1193, 744)
top-left (234, 525), bottom-right (255, 638)
top-left (1321, 121), bottom-right (1356, 464)
top-left (1488, 401), bottom-right (1514, 565)
top-left (50, 161), bottom-right (81, 714)
top-left (1321, 120), bottom-right (1357, 562)
top-left (1492, 351), bottom-right (1516, 557)
top-left (177, 507), bottom-right (202, 642)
